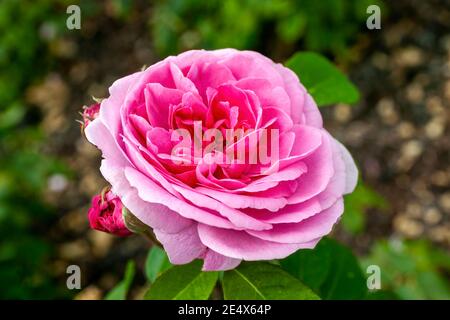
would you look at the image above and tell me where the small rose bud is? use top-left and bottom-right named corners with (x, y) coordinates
top-left (88, 189), bottom-right (132, 237)
top-left (81, 102), bottom-right (100, 128)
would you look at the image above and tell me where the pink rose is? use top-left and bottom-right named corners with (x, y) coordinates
top-left (85, 49), bottom-right (357, 270)
top-left (88, 189), bottom-right (132, 237)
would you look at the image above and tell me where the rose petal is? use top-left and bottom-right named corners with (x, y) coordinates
top-left (198, 224), bottom-right (319, 260)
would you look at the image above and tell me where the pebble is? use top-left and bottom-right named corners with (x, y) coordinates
top-left (394, 215), bottom-right (424, 238)
top-left (405, 203), bottom-right (422, 218)
top-left (397, 121), bottom-right (416, 139)
top-left (430, 171), bottom-right (449, 187)
top-left (376, 98), bottom-right (399, 125)
top-left (74, 286), bottom-right (103, 300)
top-left (334, 104), bottom-right (352, 123)
top-left (371, 52), bottom-right (389, 70)
top-left (396, 140), bottom-right (424, 171)
top-left (48, 174), bottom-right (69, 193)
top-left (438, 192), bottom-right (450, 212)
top-left (58, 240), bottom-right (90, 260)
top-left (444, 80), bottom-right (450, 101)
top-left (88, 230), bottom-right (114, 258)
top-left (425, 118), bottom-right (446, 139)
top-left (405, 82), bottom-right (425, 104)
top-left (429, 225), bottom-right (450, 244)
top-left (401, 140), bottom-right (424, 160)
top-left (426, 96), bottom-right (446, 116)
top-left (394, 47), bottom-right (425, 68)
top-left (423, 207), bottom-right (442, 225)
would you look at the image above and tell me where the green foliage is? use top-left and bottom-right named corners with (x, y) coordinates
top-left (286, 52), bottom-right (360, 106)
top-left (362, 240), bottom-right (450, 300)
top-left (223, 262), bottom-right (319, 300)
top-left (145, 246), bottom-right (173, 283)
top-left (145, 260), bottom-right (219, 300)
top-left (280, 238), bottom-right (368, 299)
top-left (105, 260), bottom-right (136, 300)
top-left (0, 0), bottom-right (72, 299)
top-left (151, 0), bottom-right (385, 57)
top-left (0, 0), bottom-right (60, 109)
top-left (342, 181), bottom-right (387, 235)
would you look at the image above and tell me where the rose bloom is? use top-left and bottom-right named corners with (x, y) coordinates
top-left (88, 189), bottom-right (132, 237)
top-left (85, 49), bottom-right (357, 271)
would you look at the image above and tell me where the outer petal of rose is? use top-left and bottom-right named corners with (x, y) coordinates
top-left (334, 138), bottom-right (358, 194)
top-left (124, 167), bottom-right (240, 230)
top-left (246, 198), bottom-right (343, 244)
top-left (154, 224), bottom-right (206, 264)
top-left (237, 161), bottom-right (307, 193)
top-left (219, 51), bottom-right (285, 87)
top-left (313, 137), bottom-right (358, 211)
top-left (195, 186), bottom-right (288, 212)
top-left (120, 186), bottom-right (193, 233)
top-left (314, 136), bottom-right (347, 210)
top-left (243, 198), bottom-right (321, 224)
top-left (252, 180), bottom-right (297, 198)
top-left (273, 63), bottom-right (307, 125)
top-left (287, 132), bottom-right (334, 204)
top-left (168, 49), bottom-right (237, 73)
top-left (172, 185), bottom-right (273, 231)
top-left (303, 93), bottom-right (323, 128)
top-left (85, 118), bottom-right (130, 167)
top-left (99, 71), bottom-right (143, 139)
top-left (201, 249), bottom-right (242, 271)
top-left (197, 224), bottom-right (319, 261)
top-left (261, 125), bottom-right (323, 173)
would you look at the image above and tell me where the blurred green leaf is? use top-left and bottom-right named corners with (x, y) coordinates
top-left (0, 103), bottom-right (25, 131)
top-left (361, 239), bottom-right (450, 300)
top-left (151, 0), bottom-right (387, 58)
top-left (145, 246), bottom-right (172, 283)
top-left (342, 181), bottom-right (387, 235)
top-left (223, 262), bottom-right (319, 300)
top-left (280, 238), bottom-right (367, 299)
top-left (277, 13), bottom-right (306, 43)
top-left (105, 260), bottom-right (136, 300)
top-left (145, 260), bottom-right (218, 300)
top-left (286, 52), bottom-right (360, 106)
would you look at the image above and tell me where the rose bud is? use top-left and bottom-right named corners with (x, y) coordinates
top-left (88, 189), bottom-right (132, 237)
top-left (81, 102), bottom-right (101, 128)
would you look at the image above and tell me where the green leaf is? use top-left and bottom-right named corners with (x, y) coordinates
top-left (342, 181), bottom-right (387, 235)
top-left (222, 262), bottom-right (319, 300)
top-left (145, 246), bottom-right (172, 283)
top-left (105, 260), bottom-right (135, 300)
top-left (280, 238), bottom-right (367, 299)
top-left (145, 260), bottom-right (218, 300)
top-left (285, 52), bottom-right (360, 106)
top-left (361, 239), bottom-right (450, 300)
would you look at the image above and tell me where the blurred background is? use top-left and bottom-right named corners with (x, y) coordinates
top-left (0, 0), bottom-right (449, 299)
